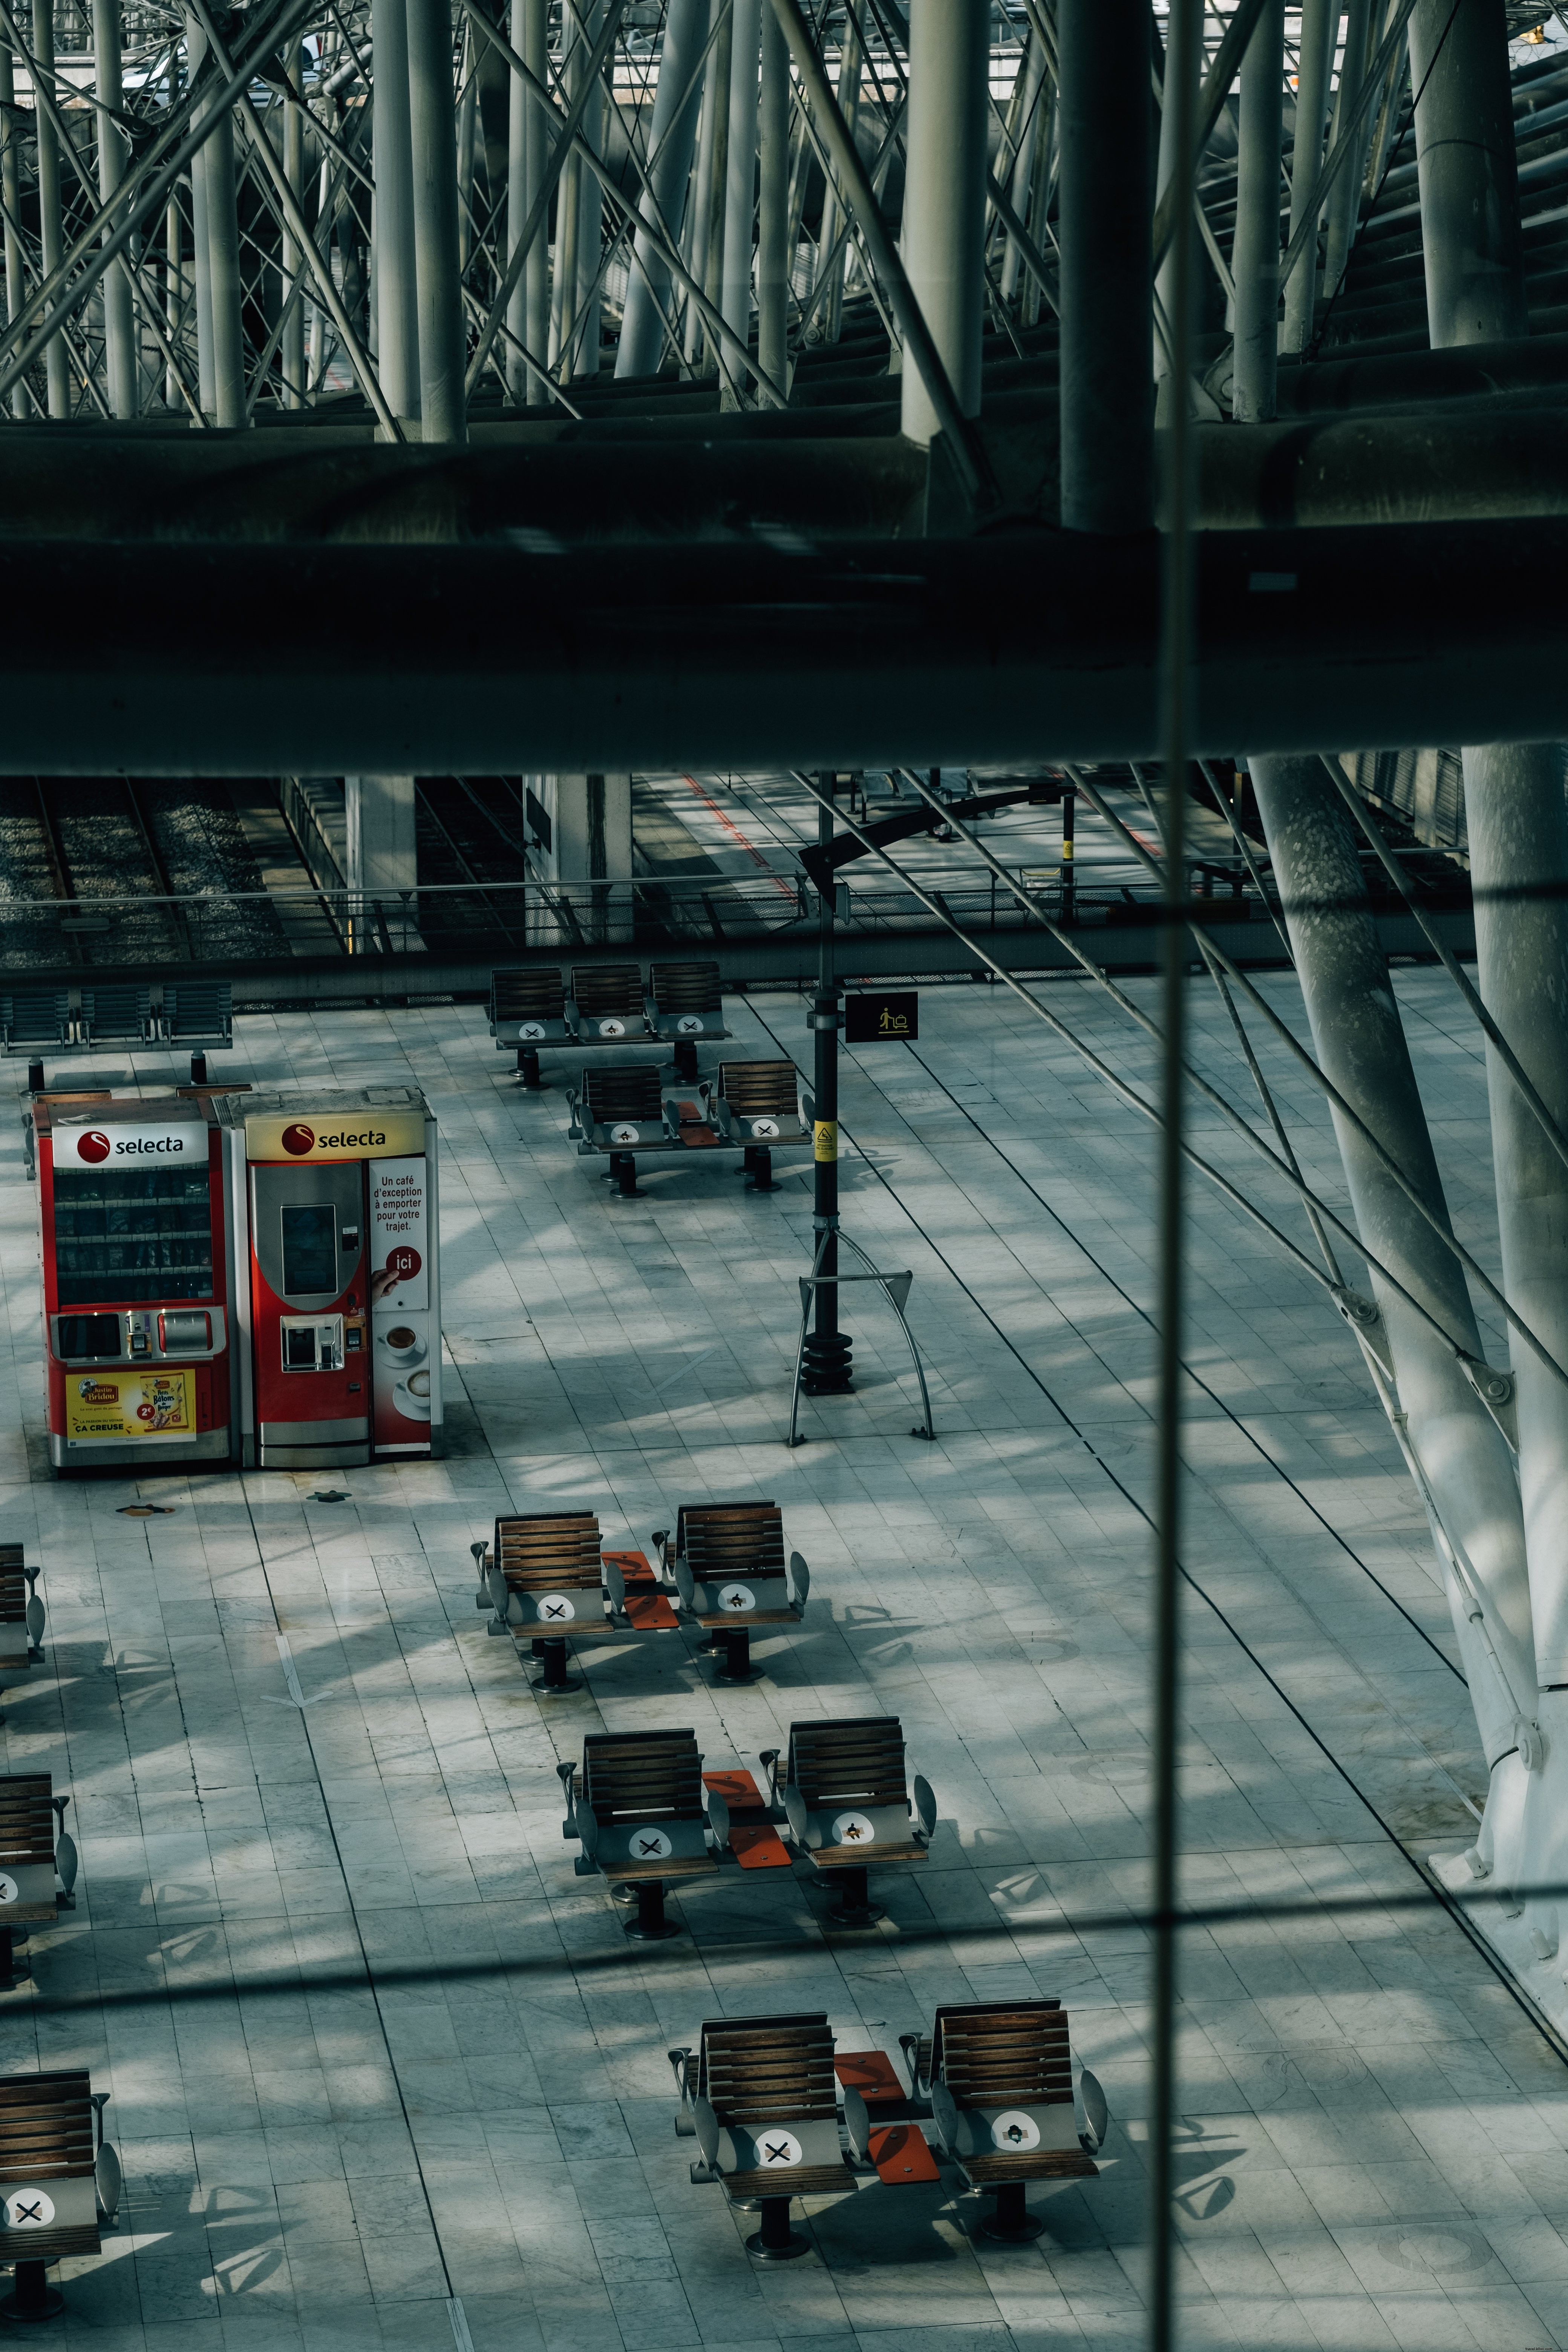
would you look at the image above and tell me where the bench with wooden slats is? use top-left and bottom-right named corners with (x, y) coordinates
top-left (685, 2014), bottom-right (849, 2204)
top-left (0, 1545), bottom-right (35, 1677)
top-left (486, 1511), bottom-right (606, 1635)
top-left (569, 965), bottom-right (648, 1041)
top-left (0, 2072), bottom-right (102, 2263)
top-left (0, 1777), bottom-right (60, 1928)
top-left (645, 962), bottom-right (728, 1042)
top-left (490, 966), bottom-right (570, 1048)
top-left (780, 1715), bottom-right (933, 1869)
top-left (712, 1061), bottom-right (810, 1148)
top-left (564, 1730), bottom-right (720, 1937)
top-left (570, 1064), bottom-right (670, 1157)
top-left (929, 1998), bottom-right (1098, 2189)
top-left (665, 1503), bottom-right (806, 1628)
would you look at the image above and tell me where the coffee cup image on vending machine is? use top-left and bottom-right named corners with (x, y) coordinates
top-left (393, 1369), bottom-right (432, 1421)
top-left (378, 1324), bottom-right (427, 1366)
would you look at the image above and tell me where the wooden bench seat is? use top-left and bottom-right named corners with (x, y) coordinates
top-left (0, 1776), bottom-right (62, 1936)
top-left (773, 1716), bottom-right (934, 1920)
top-left (660, 1502), bottom-right (808, 1683)
top-left (676, 2014), bottom-right (847, 2250)
top-left (564, 1729), bottom-right (719, 1937)
top-left (0, 1545), bottom-right (40, 1679)
top-left (487, 1511), bottom-right (604, 1633)
top-left (570, 965), bottom-right (648, 1042)
top-left (490, 967), bottom-right (570, 1046)
top-left (0, 2071), bottom-right (103, 2268)
top-left (925, 1998), bottom-right (1102, 2239)
top-left (646, 962), bottom-right (728, 1043)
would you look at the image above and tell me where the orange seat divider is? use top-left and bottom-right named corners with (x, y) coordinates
top-left (727, 1822), bottom-right (793, 1869)
top-left (703, 1769), bottom-right (766, 1812)
top-left (868, 2125), bottom-right (940, 2185)
top-left (623, 1592), bottom-right (680, 1630)
top-left (835, 2050), bottom-right (905, 2105)
top-left (602, 1549), bottom-right (655, 1586)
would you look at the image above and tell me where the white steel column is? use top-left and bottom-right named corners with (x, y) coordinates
top-left (616, 0), bottom-right (709, 377)
top-left (32, 0), bottom-right (71, 418)
top-left (1281, 0), bottom-right (1338, 351)
top-left (406, 0), bottom-right (467, 440)
top-left (374, 0), bottom-right (422, 424)
top-left (93, 0), bottom-right (138, 417)
top-left (1231, 0), bottom-right (1283, 420)
top-left (720, 0), bottom-right (761, 355)
top-left (0, 35), bottom-right (26, 419)
top-left (899, 0), bottom-right (986, 448)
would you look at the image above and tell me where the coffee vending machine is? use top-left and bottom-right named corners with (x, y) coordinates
top-left (217, 1088), bottom-right (441, 1471)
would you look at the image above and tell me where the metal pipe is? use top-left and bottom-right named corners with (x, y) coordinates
top-left (0, 32), bottom-right (26, 419)
top-left (1322, 0), bottom-right (1371, 296)
top-left (188, 16), bottom-right (245, 427)
top-left (407, 0), bottom-right (468, 439)
top-left (898, 0), bottom-right (986, 450)
top-left (1409, 0), bottom-right (1527, 347)
top-left (998, 25), bottom-right (1047, 304)
top-left (807, 778), bottom-right (849, 1396)
top-left (684, 0), bottom-right (727, 363)
top-left (374, 0), bottom-right (421, 420)
top-left (282, 49), bottom-right (305, 407)
top-left (1282, 0), bottom-right (1338, 351)
top-left (617, 0), bottom-right (709, 375)
top-left (93, 0), bottom-right (137, 416)
top-left (720, 0), bottom-right (760, 361)
top-left (817, 0), bottom-right (860, 343)
top-left (1058, 0), bottom-right (1153, 533)
top-left (32, 0), bottom-right (70, 417)
top-left (1232, 0), bottom-right (1283, 421)
top-left (756, 0), bottom-right (788, 388)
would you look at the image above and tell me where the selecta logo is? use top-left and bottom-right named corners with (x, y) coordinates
top-left (78, 1132), bottom-right (112, 1164)
top-left (282, 1124), bottom-right (315, 1155)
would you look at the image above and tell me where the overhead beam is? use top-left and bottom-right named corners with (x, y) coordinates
top-left (5, 521), bottom-right (1568, 774)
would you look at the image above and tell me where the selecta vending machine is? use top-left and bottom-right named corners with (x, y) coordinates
top-left (216, 1088), bottom-right (440, 1472)
top-left (38, 1086), bottom-right (439, 1476)
top-left (38, 1094), bottom-right (235, 1472)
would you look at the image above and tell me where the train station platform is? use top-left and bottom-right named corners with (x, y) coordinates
top-left (0, 974), bottom-right (1558, 2352)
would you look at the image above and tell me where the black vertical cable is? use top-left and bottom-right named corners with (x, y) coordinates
top-left (1152, 0), bottom-right (1199, 2344)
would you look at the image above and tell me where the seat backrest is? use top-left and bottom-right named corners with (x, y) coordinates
top-left (494, 1512), bottom-right (603, 1593)
top-left (573, 965), bottom-right (643, 1020)
top-left (650, 962), bottom-right (722, 1015)
top-left (787, 1717), bottom-right (908, 1811)
top-left (1, 992), bottom-right (69, 1048)
top-left (698, 2014), bottom-right (836, 2126)
top-left (0, 2072), bottom-right (95, 2182)
top-left (0, 1560), bottom-right (24, 1629)
top-left (163, 980), bottom-right (233, 1045)
top-left (583, 1065), bottom-right (664, 1123)
top-left (717, 1061), bottom-right (800, 1117)
top-left (681, 1504), bottom-right (786, 1582)
top-left (582, 1730), bottom-right (704, 1827)
top-left (79, 986), bottom-right (151, 1044)
top-left (493, 967), bottom-right (565, 1022)
top-left (0, 1779), bottom-right (53, 1869)
top-left (931, 2000), bottom-right (1073, 2113)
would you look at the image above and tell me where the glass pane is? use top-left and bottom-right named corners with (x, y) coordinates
top-left (280, 1204), bottom-right (337, 1296)
top-left (53, 1170), bottom-right (213, 1306)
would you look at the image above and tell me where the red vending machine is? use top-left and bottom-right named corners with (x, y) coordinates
top-left (38, 1096), bottom-right (235, 1473)
top-left (218, 1089), bottom-right (439, 1471)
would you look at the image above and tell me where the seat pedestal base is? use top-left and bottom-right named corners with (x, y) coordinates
top-left (0, 2261), bottom-right (64, 2324)
top-left (824, 1864), bottom-right (882, 1929)
top-left (713, 1629), bottom-right (759, 1684)
top-left (624, 1879), bottom-right (682, 1941)
top-left (745, 2195), bottom-right (810, 2261)
top-left (976, 2181), bottom-right (1046, 2243)
top-left (530, 1638), bottom-right (581, 1695)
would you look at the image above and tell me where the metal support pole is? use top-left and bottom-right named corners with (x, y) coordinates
top-left (282, 47), bottom-right (305, 406)
top-left (805, 778), bottom-right (850, 1395)
top-left (684, 1), bottom-right (726, 363)
top-left (720, 0), bottom-right (760, 365)
top-left (32, 0), bottom-right (70, 418)
top-left (188, 16), bottom-right (246, 426)
top-left (998, 24), bottom-right (1047, 304)
top-left (816, 0), bottom-right (860, 344)
top-left (572, 74), bottom-right (605, 376)
top-left (407, 0), bottom-right (467, 441)
top-left (1281, 0), bottom-right (1337, 351)
top-left (1409, 0), bottom-right (1526, 347)
top-left (93, 0), bottom-right (137, 416)
top-left (1321, 0), bottom-right (1370, 297)
top-left (375, 0), bottom-right (422, 422)
top-left (1058, 0), bottom-right (1153, 533)
top-left (0, 34), bottom-right (26, 418)
top-left (899, 0), bottom-right (986, 449)
top-left (1060, 786), bottom-right (1075, 920)
top-left (1231, 0), bottom-right (1283, 420)
top-left (1247, 753), bottom-right (1536, 1769)
top-left (756, 0), bottom-right (788, 388)
top-left (617, 0), bottom-right (709, 375)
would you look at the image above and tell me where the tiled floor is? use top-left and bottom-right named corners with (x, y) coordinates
top-left (2, 970), bottom-right (1564, 2352)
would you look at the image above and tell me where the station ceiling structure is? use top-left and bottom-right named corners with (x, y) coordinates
top-left (5, 0), bottom-right (1568, 2343)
